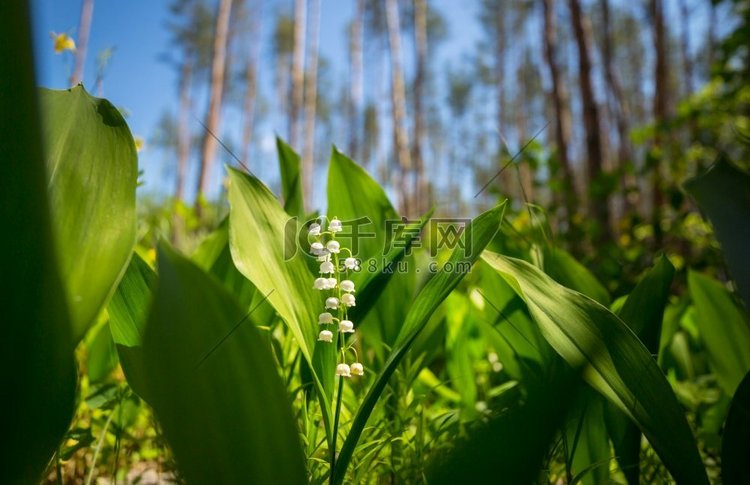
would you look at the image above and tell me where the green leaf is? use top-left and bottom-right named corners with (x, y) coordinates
top-left (333, 203), bottom-right (506, 484)
top-left (722, 370), bottom-right (750, 484)
top-left (227, 167), bottom-right (334, 440)
top-left (108, 252), bottom-right (155, 400)
top-left (142, 243), bottom-right (307, 484)
top-left (482, 252), bottom-right (708, 485)
top-left (277, 137), bottom-right (305, 216)
top-left (684, 158), bottom-right (750, 307)
top-left (40, 85), bottom-right (138, 341)
top-left (688, 271), bottom-right (750, 396)
top-left (86, 323), bottom-right (118, 383)
top-left (606, 256), bottom-right (675, 485)
top-left (1, 4), bottom-right (75, 481)
top-left (541, 247), bottom-right (610, 306)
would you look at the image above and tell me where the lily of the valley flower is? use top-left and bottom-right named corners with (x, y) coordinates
top-left (318, 312), bottom-right (334, 324)
top-left (318, 330), bottom-right (334, 342)
top-left (309, 223), bottom-right (321, 236)
top-left (350, 362), bottom-right (364, 376)
top-left (326, 240), bottom-right (340, 254)
top-left (344, 257), bottom-right (359, 271)
top-left (341, 293), bottom-right (356, 307)
top-left (320, 261), bottom-right (335, 274)
top-left (339, 320), bottom-right (354, 333)
top-left (313, 278), bottom-right (328, 290)
top-left (340, 280), bottom-right (355, 293)
top-left (329, 218), bottom-right (343, 233)
top-left (311, 242), bottom-right (327, 256)
top-left (335, 363), bottom-right (351, 377)
top-left (325, 277), bottom-right (337, 289)
top-left (325, 297), bottom-right (339, 310)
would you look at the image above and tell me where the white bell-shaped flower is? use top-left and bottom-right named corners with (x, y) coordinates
top-left (341, 293), bottom-right (356, 307)
top-left (325, 297), bottom-right (339, 310)
top-left (318, 312), bottom-right (333, 324)
top-left (318, 330), bottom-right (333, 342)
top-left (335, 363), bottom-right (351, 377)
top-left (350, 362), bottom-right (364, 376)
top-left (344, 257), bottom-right (359, 271)
top-left (329, 218), bottom-right (343, 233)
top-left (310, 242), bottom-right (326, 256)
top-left (317, 254), bottom-right (330, 262)
top-left (309, 223), bottom-right (321, 236)
top-left (325, 277), bottom-right (337, 289)
top-left (313, 278), bottom-right (328, 290)
top-left (340, 280), bottom-right (355, 293)
top-left (326, 240), bottom-right (340, 254)
top-left (320, 261), bottom-right (335, 274)
top-left (339, 319), bottom-right (354, 333)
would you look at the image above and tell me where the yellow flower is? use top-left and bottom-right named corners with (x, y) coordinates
top-left (51, 32), bottom-right (76, 53)
top-left (134, 136), bottom-right (145, 152)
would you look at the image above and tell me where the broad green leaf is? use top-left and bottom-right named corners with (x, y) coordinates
top-left (86, 323), bottom-right (118, 383)
top-left (1, 3), bottom-right (76, 481)
top-left (482, 252), bottom-right (708, 485)
top-left (688, 271), bottom-right (750, 395)
top-left (567, 390), bottom-right (610, 485)
top-left (332, 203), bottom-right (506, 484)
top-left (40, 85), bottom-right (137, 341)
top-left (541, 247), bottom-right (610, 306)
top-left (722, 370), bottom-right (750, 483)
top-left (606, 256), bottom-right (675, 485)
top-left (108, 252), bottom-right (155, 400)
top-left (142, 243), bottom-right (306, 483)
top-left (227, 167), bottom-right (334, 440)
top-left (684, 158), bottom-right (750, 307)
top-left (277, 137), bottom-right (305, 216)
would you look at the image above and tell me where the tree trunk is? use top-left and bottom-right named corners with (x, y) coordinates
top-left (542, 0), bottom-right (577, 235)
top-left (196, 0), bottom-right (233, 204)
top-left (516, 62), bottom-right (535, 203)
top-left (291, 0), bottom-right (306, 152)
top-left (385, 0), bottom-right (413, 215)
top-left (650, 0), bottom-right (669, 244)
top-left (240, 0), bottom-right (263, 168)
top-left (568, 0), bottom-right (610, 243)
top-left (70, 0), bottom-right (94, 86)
top-left (302, 0), bottom-right (320, 211)
top-left (493, 4), bottom-right (514, 199)
top-left (412, 0), bottom-right (428, 215)
top-left (600, 0), bottom-right (636, 214)
top-left (678, 0), bottom-right (694, 96)
top-left (176, 61), bottom-right (192, 202)
top-left (348, 0), bottom-right (364, 160)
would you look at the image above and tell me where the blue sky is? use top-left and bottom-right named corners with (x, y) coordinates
top-left (31, 0), bottom-right (482, 204)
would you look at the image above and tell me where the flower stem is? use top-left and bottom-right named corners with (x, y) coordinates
top-left (330, 375), bottom-right (345, 485)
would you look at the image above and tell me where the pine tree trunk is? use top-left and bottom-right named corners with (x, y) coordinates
top-left (240, 0), bottom-right (263, 168)
top-left (302, 0), bottom-right (320, 211)
top-left (291, 0), bottom-right (306, 151)
top-left (650, 0), bottom-right (669, 244)
top-left (348, 0), bottom-right (364, 160)
top-left (385, 0), bottom-right (413, 215)
top-left (176, 61), bottom-right (192, 202)
top-left (196, 0), bottom-right (233, 203)
top-left (678, 0), bottom-right (694, 96)
top-left (412, 0), bottom-right (428, 215)
top-left (568, 0), bottom-right (611, 243)
top-left (70, 0), bottom-right (94, 86)
top-left (493, 4), bottom-right (513, 199)
top-left (542, 0), bottom-right (578, 236)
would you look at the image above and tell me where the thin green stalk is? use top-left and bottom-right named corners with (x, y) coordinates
top-left (330, 375), bottom-right (345, 485)
top-left (86, 410), bottom-right (115, 485)
top-left (55, 447), bottom-right (63, 484)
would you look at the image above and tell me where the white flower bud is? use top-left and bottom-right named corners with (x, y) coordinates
top-left (325, 277), bottom-right (338, 289)
top-left (325, 297), bottom-right (339, 310)
top-left (341, 293), bottom-right (356, 307)
top-left (313, 278), bottom-right (327, 290)
top-left (309, 223), bottom-right (321, 236)
top-left (326, 240), bottom-right (340, 254)
top-left (329, 218), bottom-right (343, 233)
top-left (340, 280), bottom-right (355, 293)
top-left (344, 257), bottom-right (359, 270)
top-left (339, 320), bottom-right (354, 333)
top-left (318, 312), bottom-right (333, 324)
top-left (320, 261), bottom-right (335, 274)
top-left (310, 242), bottom-right (326, 256)
top-left (350, 362), bottom-right (364, 376)
top-left (335, 363), bottom-right (351, 377)
top-left (318, 330), bottom-right (333, 342)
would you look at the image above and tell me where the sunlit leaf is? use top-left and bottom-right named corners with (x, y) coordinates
top-left (482, 252), bottom-right (708, 485)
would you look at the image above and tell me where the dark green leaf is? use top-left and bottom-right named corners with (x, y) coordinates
top-left (722, 370), bottom-right (750, 484)
top-left (277, 137), bottom-right (305, 217)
